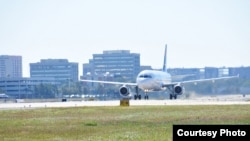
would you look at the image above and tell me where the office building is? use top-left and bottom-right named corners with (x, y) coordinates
top-left (229, 66), bottom-right (250, 79)
top-left (30, 59), bottom-right (78, 82)
top-left (204, 67), bottom-right (219, 78)
top-left (0, 55), bottom-right (22, 78)
top-left (82, 50), bottom-right (140, 81)
top-left (168, 68), bottom-right (202, 81)
top-left (0, 77), bottom-right (58, 98)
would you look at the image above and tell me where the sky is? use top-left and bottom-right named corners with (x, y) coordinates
top-left (0, 0), bottom-right (249, 77)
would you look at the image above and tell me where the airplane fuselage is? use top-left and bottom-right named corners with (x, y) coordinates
top-left (136, 70), bottom-right (171, 91)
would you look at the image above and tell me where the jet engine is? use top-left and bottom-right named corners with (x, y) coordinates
top-left (119, 85), bottom-right (132, 99)
top-left (174, 84), bottom-right (183, 95)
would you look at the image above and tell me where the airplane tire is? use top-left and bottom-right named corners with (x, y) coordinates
top-left (170, 94), bottom-right (177, 100)
top-left (174, 95), bottom-right (177, 99)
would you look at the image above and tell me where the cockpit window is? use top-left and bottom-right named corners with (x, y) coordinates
top-left (139, 74), bottom-right (152, 78)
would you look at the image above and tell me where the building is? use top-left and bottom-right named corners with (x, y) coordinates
top-left (229, 66), bottom-right (250, 79)
top-left (0, 55), bottom-right (22, 78)
top-left (82, 60), bottom-right (94, 76)
top-left (0, 77), bottom-right (58, 98)
top-left (30, 59), bottom-right (78, 83)
top-left (82, 50), bottom-right (140, 81)
top-left (140, 65), bottom-right (153, 72)
top-left (168, 68), bottom-right (202, 81)
top-left (204, 67), bottom-right (219, 78)
top-left (168, 68), bottom-right (201, 76)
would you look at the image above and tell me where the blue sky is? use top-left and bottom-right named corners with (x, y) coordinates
top-left (0, 0), bottom-right (249, 77)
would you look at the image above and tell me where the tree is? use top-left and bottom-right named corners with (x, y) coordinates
top-left (34, 83), bottom-right (57, 98)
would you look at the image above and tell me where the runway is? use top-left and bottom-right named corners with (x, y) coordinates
top-left (0, 94), bottom-right (249, 110)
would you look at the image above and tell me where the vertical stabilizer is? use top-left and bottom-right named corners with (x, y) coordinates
top-left (162, 44), bottom-right (167, 72)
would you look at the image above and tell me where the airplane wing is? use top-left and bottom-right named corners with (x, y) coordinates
top-left (80, 79), bottom-right (137, 86)
top-left (162, 74), bottom-right (239, 87)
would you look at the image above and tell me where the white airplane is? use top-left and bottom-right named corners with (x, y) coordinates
top-left (0, 93), bottom-right (9, 99)
top-left (81, 45), bottom-right (239, 100)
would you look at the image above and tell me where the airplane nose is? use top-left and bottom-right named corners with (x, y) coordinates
top-left (136, 78), bottom-right (151, 89)
top-left (136, 77), bottom-right (146, 83)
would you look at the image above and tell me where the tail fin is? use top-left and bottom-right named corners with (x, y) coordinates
top-left (162, 44), bottom-right (167, 72)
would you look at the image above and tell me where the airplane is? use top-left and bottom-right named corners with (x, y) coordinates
top-left (0, 93), bottom-right (9, 99)
top-left (81, 44), bottom-right (239, 100)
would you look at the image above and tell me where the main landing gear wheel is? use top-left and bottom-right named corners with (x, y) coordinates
top-left (134, 95), bottom-right (141, 100)
top-left (170, 94), bottom-right (177, 100)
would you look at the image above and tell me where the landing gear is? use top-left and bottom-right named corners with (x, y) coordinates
top-left (134, 94), bottom-right (148, 100)
top-left (144, 90), bottom-right (149, 100)
top-left (166, 85), bottom-right (179, 100)
top-left (134, 86), bottom-right (141, 100)
top-left (134, 94), bottom-right (141, 100)
top-left (134, 86), bottom-right (149, 100)
top-left (169, 94), bottom-right (177, 100)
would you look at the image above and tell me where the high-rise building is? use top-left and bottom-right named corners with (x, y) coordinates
top-left (82, 50), bottom-right (140, 81)
top-left (30, 59), bottom-right (78, 82)
top-left (0, 55), bottom-right (22, 78)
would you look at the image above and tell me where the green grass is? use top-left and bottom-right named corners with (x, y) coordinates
top-left (0, 105), bottom-right (249, 141)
